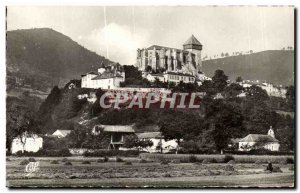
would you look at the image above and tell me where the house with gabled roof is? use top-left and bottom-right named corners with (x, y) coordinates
top-left (92, 124), bottom-right (135, 150)
top-left (136, 131), bottom-right (179, 153)
top-left (238, 126), bottom-right (280, 151)
top-left (81, 64), bottom-right (125, 90)
top-left (52, 130), bottom-right (72, 138)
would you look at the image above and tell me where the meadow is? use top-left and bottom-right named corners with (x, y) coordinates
top-left (6, 155), bottom-right (294, 188)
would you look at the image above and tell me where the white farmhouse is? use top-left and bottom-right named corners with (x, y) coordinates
top-left (11, 134), bottom-right (43, 154)
top-left (81, 65), bottom-right (125, 90)
top-left (238, 127), bottom-right (280, 151)
top-left (136, 132), bottom-right (179, 153)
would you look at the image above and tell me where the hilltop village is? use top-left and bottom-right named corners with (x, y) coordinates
top-left (8, 35), bottom-right (293, 156)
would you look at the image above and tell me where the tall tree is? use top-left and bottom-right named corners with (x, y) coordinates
top-left (212, 70), bottom-right (228, 93)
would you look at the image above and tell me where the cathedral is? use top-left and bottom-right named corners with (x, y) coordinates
top-left (136, 35), bottom-right (203, 76)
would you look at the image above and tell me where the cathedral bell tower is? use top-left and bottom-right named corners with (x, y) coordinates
top-left (183, 35), bottom-right (203, 74)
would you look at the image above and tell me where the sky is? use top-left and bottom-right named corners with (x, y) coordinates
top-left (7, 6), bottom-right (294, 65)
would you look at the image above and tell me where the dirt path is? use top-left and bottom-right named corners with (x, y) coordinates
top-left (7, 172), bottom-right (294, 188)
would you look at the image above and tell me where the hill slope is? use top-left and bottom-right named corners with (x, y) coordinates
top-left (202, 50), bottom-right (294, 86)
top-left (6, 28), bottom-right (113, 90)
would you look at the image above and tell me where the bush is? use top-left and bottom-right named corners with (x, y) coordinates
top-left (223, 155), bottom-right (235, 163)
top-left (161, 160), bottom-right (170, 165)
top-left (28, 157), bottom-right (36, 162)
top-left (272, 166), bottom-right (283, 173)
top-left (289, 165), bottom-right (294, 171)
top-left (210, 158), bottom-right (218, 163)
top-left (64, 161), bottom-right (72, 166)
top-left (139, 159), bottom-right (147, 163)
top-left (255, 160), bottom-right (265, 164)
top-left (82, 160), bottom-right (91, 164)
top-left (286, 157), bottom-right (294, 164)
top-left (224, 165), bottom-right (235, 171)
top-left (163, 173), bottom-right (171, 177)
top-left (116, 157), bottom-right (123, 162)
top-left (83, 150), bottom-right (141, 157)
top-left (15, 148), bottom-right (71, 157)
top-left (194, 162), bottom-right (202, 165)
top-left (104, 157), bottom-right (109, 162)
top-left (189, 155), bottom-right (198, 163)
top-left (227, 160), bottom-right (235, 165)
top-left (6, 158), bottom-right (11, 162)
top-left (97, 158), bottom-right (104, 163)
top-left (51, 160), bottom-right (59, 164)
top-left (20, 159), bottom-right (29, 165)
top-left (124, 161), bottom-right (132, 165)
top-left (62, 158), bottom-right (68, 162)
top-left (171, 159), bottom-right (181, 164)
top-left (202, 159), bottom-right (210, 164)
top-left (69, 175), bottom-right (77, 179)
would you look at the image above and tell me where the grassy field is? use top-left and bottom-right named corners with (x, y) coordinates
top-left (6, 156), bottom-right (295, 188)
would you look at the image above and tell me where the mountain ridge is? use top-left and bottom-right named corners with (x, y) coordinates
top-left (202, 50), bottom-right (294, 86)
top-left (6, 28), bottom-right (113, 91)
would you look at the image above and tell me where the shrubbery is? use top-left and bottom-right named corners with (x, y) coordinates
top-left (20, 159), bottom-right (29, 165)
top-left (64, 161), bottom-right (72, 166)
top-left (286, 157), bottom-right (294, 164)
top-left (82, 160), bottom-right (91, 164)
top-left (28, 157), bottom-right (36, 162)
top-left (139, 159), bottom-right (147, 163)
top-left (51, 160), bottom-right (59, 164)
top-left (83, 150), bottom-right (141, 157)
top-left (189, 155), bottom-right (198, 163)
top-left (124, 161), bottom-right (132, 165)
top-left (15, 148), bottom-right (71, 157)
top-left (223, 155), bottom-right (235, 163)
top-left (224, 164), bottom-right (235, 171)
top-left (116, 157), bottom-right (124, 162)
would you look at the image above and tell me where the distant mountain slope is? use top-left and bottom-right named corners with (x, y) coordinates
top-left (6, 28), bottom-right (113, 90)
top-left (202, 50), bottom-right (294, 86)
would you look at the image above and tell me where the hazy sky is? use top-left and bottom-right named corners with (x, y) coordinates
top-left (7, 6), bottom-right (294, 65)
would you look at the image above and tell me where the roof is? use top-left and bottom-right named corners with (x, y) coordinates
top-left (147, 45), bottom-right (180, 51)
top-left (183, 35), bottom-right (202, 46)
top-left (150, 73), bottom-right (164, 77)
top-left (53, 130), bottom-right (72, 136)
top-left (239, 134), bottom-right (279, 143)
top-left (92, 72), bottom-right (123, 80)
top-left (101, 125), bottom-right (135, 133)
top-left (165, 71), bottom-right (195, 77)
top-left (136, 132), bottom-right (163, 139)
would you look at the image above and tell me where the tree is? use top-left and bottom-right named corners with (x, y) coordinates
top-left (246, 85), bottom-right (269, 102)
top-left (212, 70), bottom-right (228, 93)
top-left (224, 83), bottom-right (244, 99)
top-left (158, 111), bottom-right (204, 151)
top-left (6, 97), bottom-right (40, 152)
top-left (68, 124), bottom-right (89, 148)
top-left (123, 134), bottom-right (153, 150)
top-left (235, 76), bottom-right (243, 83)
top-left (286, 85), bottom-right (295, 111)
top-left (145, 66), bottom-right (152, 72)
top-left (89, 89), bottom-right (105, 117)
top-left (205, 100), bottom-right (244, 153)
top-left (198, 80), bottom-right (216, 95)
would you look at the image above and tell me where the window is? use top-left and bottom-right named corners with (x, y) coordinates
top-left (112, 133), bottom-right (122, 143)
